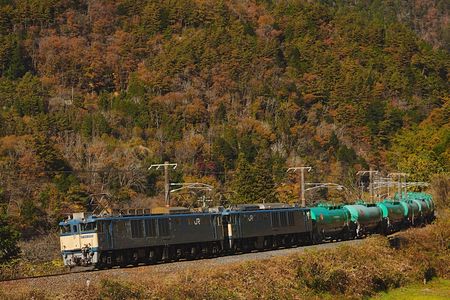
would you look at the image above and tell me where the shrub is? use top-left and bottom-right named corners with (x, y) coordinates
top-left (98, 279), bottom-right (143, 300)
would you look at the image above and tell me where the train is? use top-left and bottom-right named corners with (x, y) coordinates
top-left (59, 192), bottom-right (435, 269)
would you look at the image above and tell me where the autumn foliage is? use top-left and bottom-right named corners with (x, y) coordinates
top-left (0, 0), bottom-right (448, 236)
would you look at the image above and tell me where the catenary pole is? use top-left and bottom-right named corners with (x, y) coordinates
top-left (149, 162), bottom-right (178, 206)
top-left (287, 166), bottom-right (312, 207)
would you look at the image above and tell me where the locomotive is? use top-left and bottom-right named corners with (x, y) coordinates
top-left (59, 192), bottom-right (434, 269)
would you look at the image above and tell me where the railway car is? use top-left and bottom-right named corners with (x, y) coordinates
top-left (309, 204), bottom-right (352, 242)
top-left (413, 198), bottom-right (432, 224)
top-left (399, 200), bottom-right (421, 226)
top-left (222, 203), bottom-right (312, 252)
top-left (407, 192), bottom-right (435, 223)
top-left (342, 202), bottom-right (382, 238)
top-left (59, 208), bottom-right (224, 268)
top-left (376, 200), bottom-right (406, 234)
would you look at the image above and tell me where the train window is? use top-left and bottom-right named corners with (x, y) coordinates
top-left (145, 219), bottom-right (157, 237)
top-left (158, 218), bottom-right (170, 237)
top-left (60, 225), bottom-right (71, 234)
top-left (131, 220), bottom-right (144, 238)
top-left (81, 222), bottom-right (96, 232)
top-left (72, 225), bottom-right (78, 233)
top-left (280, 212), bottom-right (288, 227)
top-left (288, 212), bottom-right (295, 226)
top-left (271, 212), bottom-right (280, 228)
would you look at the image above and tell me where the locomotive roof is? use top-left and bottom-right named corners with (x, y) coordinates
top-left (59, 204), bottom-right (311, 225)
top-left (223, 206), bottom-right (310, 214)
top-left (59, 211), bottom-right (223, 225)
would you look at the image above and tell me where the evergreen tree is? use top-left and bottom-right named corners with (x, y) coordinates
top-left (15, 73), bottom-right (48, 116)
top-left (5, 37), bottom-right (27, 79)
top-left (0, 213), bottom-right (20, 263)
top-left (231, 154), bottom-right (255, 204)
top-left (252, 152), bottom-right (277, 203)
top-left (32, 134), bottom-right (72, 173)
top-left (231, 152), bottom-right (277, 204)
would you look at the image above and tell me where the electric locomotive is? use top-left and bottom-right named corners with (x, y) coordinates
top-left (59, 207), bottom-right (224, 268)
top-left (223, 203), bottom-right (312, 251)
top-left (59, 203), bottom-right (313, 268)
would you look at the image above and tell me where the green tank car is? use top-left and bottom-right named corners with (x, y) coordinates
top-left (406, 192), bottom-right (435, 223)
top-left (310, 204), bottom-right (352, 243)
top-left (399, 200), bottom-right (421, 226)
top-left (376, 200), bottom-right (406, 234)
top-left (343, 202), bottom-right (382, 238)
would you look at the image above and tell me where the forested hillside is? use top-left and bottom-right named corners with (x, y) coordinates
top-left (0, 0), bottom-right (448, 236)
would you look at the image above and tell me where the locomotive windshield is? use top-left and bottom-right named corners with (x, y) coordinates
top-left (80, 222), bottom-right (97, 232)
top-left (60, 224), bottom-right (71, 234)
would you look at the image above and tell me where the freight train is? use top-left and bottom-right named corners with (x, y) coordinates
top-left (59, 192), bottom-right (435, 269)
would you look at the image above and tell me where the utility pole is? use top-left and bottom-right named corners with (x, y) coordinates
top-left (149, 162), bottom-right (178, 206)
top-left (287, 166), bottom-right (312, 208)
top-left (388, 172), bottom-right (408, 201)
top-left (357, 170), bottom-right (378, 203)
top-left (387, 177), bottom-right (390, 198)
top-left (403, 173), bottom-right (408, 199)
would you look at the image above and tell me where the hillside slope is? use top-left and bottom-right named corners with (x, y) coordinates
top-left (0, 0), bottom-right (448, 234)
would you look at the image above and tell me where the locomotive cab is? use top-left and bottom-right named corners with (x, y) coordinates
top-left (59, 213), bottom-right (99, 268)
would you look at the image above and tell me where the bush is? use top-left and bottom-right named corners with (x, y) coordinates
top-left (296, 237), bottom-right (409, 297)
top-left (98, 279), bottom-right (143, 300)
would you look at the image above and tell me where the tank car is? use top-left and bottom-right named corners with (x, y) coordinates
top-left (376, 200), bottom-right (406, 234)
top-left (407, 192), bottom-right (435, 223)
top-left (343, 202), bottom-right (382, 238)
top-left (310, 204), bottom-right (352, 243)
top-left (398, 199), bottom-right (421, 226)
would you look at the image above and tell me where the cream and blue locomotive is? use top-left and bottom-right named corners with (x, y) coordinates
top-left (59, 212), bottom-right (99, 268)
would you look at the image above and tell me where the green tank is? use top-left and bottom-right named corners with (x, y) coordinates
top-left (399, 200), bottom-right (420, 226)
top-left (343, 203), bottom-right (382, 236)
top-left (376, 200), bottom-right (405, 229)
top-left (407, 192), bottom-right (434, 220)
top-left (413, 199), bottom-right (432, 219)
top-left (310, 204), bottom-right (351, 240)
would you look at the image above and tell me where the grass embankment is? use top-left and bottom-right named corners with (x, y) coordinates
top-left (372, 278), bottom-right (450, 300)
top-left (2, 212), bottom-right (448, 300)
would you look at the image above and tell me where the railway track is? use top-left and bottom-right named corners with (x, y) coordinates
top-left (0, 267), bottom-right (93, 283)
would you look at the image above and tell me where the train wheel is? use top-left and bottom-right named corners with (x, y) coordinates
top-left (148, 249), bottom-right (160, 264)
top-left (187, 246), bottom-right (198, 260)
top-left (342, 226), bottom-right (351, 241)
